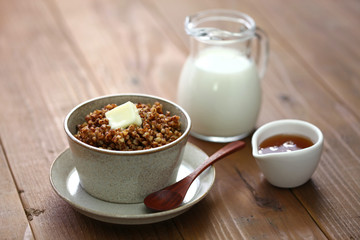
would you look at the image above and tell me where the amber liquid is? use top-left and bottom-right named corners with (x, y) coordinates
top-left (258, 134), bottom-right (314, 154)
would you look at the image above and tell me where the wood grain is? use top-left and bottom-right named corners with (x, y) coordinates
top-left (148, 1), bottom-right (360, 239)
top-left (53, 0), bottom-right (185, 101)
top-left (0, 0), bottom-right (359, 239)
top-left (0, 143), bottom-right (34, 239)
top-left (187, 138), bottom-right (327, 240)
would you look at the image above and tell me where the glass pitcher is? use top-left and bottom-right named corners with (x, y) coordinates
top-left (177, 9), bottom-right (269, 142)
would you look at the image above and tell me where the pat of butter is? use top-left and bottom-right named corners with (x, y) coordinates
top-left (105, 101), bottom-right (142, 129)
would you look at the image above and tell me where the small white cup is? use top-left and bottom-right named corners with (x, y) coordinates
top-left (251, 119), bottom-right (324, 188)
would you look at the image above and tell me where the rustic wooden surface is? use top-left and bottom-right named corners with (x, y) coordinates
top-left (1, 0), bottom-right (359, 239)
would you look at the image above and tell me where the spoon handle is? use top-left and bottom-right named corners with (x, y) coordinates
top-left (188, 140), bottom-right (246, 180)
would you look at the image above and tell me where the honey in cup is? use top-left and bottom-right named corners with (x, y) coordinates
top-left (251, 119), bottom-right (324, 188)
top-left (258, 134), bottom-right (314, 154)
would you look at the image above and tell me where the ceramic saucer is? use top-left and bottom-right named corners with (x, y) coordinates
top-left (50, 143), bottom-right (215, 225)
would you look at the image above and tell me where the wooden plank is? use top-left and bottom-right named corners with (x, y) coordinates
top-left (182, 138), bottom-right (328, 239)
top-left (53, 0), bottom-right (185, 101)
top-left (0, 143), bottom-right (34, 239)
top-left (0, 9), bottom-right (99, 222)
top-left (250, 0), bottom-right (360, 118)
top-left (0, 0), bottom-right (359, 239)
top-left (0, 0), bottom-right (184, 238)
top-left (56, 0), bottom-right (328, 238)
top-left (238, 1), bottom-right (360, 238)
top-left (144, 0), bottom-right (360, 239)
top-left (262, 39), bottom-right (360, 240)
top-left (0, 0), bottom-right (106, 238)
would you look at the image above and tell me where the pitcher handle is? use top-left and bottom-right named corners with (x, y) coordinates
top-left (255, 27), bottom-right (269, 79)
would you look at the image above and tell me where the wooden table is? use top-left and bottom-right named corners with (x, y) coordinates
top-left (1, 0), bottom-right (359, 239)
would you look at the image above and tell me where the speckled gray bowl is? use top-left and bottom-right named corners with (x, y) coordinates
top-left (64, 94), bottom-right (191, 203)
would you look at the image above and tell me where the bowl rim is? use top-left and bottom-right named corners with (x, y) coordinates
top-left (251, 119), bottom-right (323, 158)
top-left (64, 93), bottom-right (192, 156)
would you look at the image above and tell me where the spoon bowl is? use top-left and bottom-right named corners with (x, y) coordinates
top-left (144, 140), bottom-right (246, 211)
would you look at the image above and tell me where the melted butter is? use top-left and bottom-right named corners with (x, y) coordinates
top-left (105, 101), bottom-right (142, 129)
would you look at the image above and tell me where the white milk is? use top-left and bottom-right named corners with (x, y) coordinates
top-left (177, 46), bottom-right (261, 137)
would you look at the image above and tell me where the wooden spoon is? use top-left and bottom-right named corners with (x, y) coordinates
top-left (144, 140), bottom-right (246, 211)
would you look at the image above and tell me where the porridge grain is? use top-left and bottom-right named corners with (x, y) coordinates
top-left (74, 102), bottom-right (182, 151)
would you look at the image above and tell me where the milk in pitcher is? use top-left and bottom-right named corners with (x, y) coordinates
top-left (177, 46), bottom-right (261, 139)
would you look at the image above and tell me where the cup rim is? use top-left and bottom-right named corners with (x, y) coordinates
top-left (64, 93), bottom-right (192, 156)
top-left (251, 119), bottom-right (323, 158)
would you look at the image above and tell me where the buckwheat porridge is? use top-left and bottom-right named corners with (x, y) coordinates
top-left (74, 102), bottom-right (182, 151)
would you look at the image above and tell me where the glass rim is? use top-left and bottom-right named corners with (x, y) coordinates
top-left (185, 9), bottom-right (256, 41)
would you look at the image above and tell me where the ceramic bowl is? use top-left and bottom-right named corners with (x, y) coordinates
top-left (64, 94), bottom-right (191, 203)
top-left (251, 119), bottom-right (323, 188)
